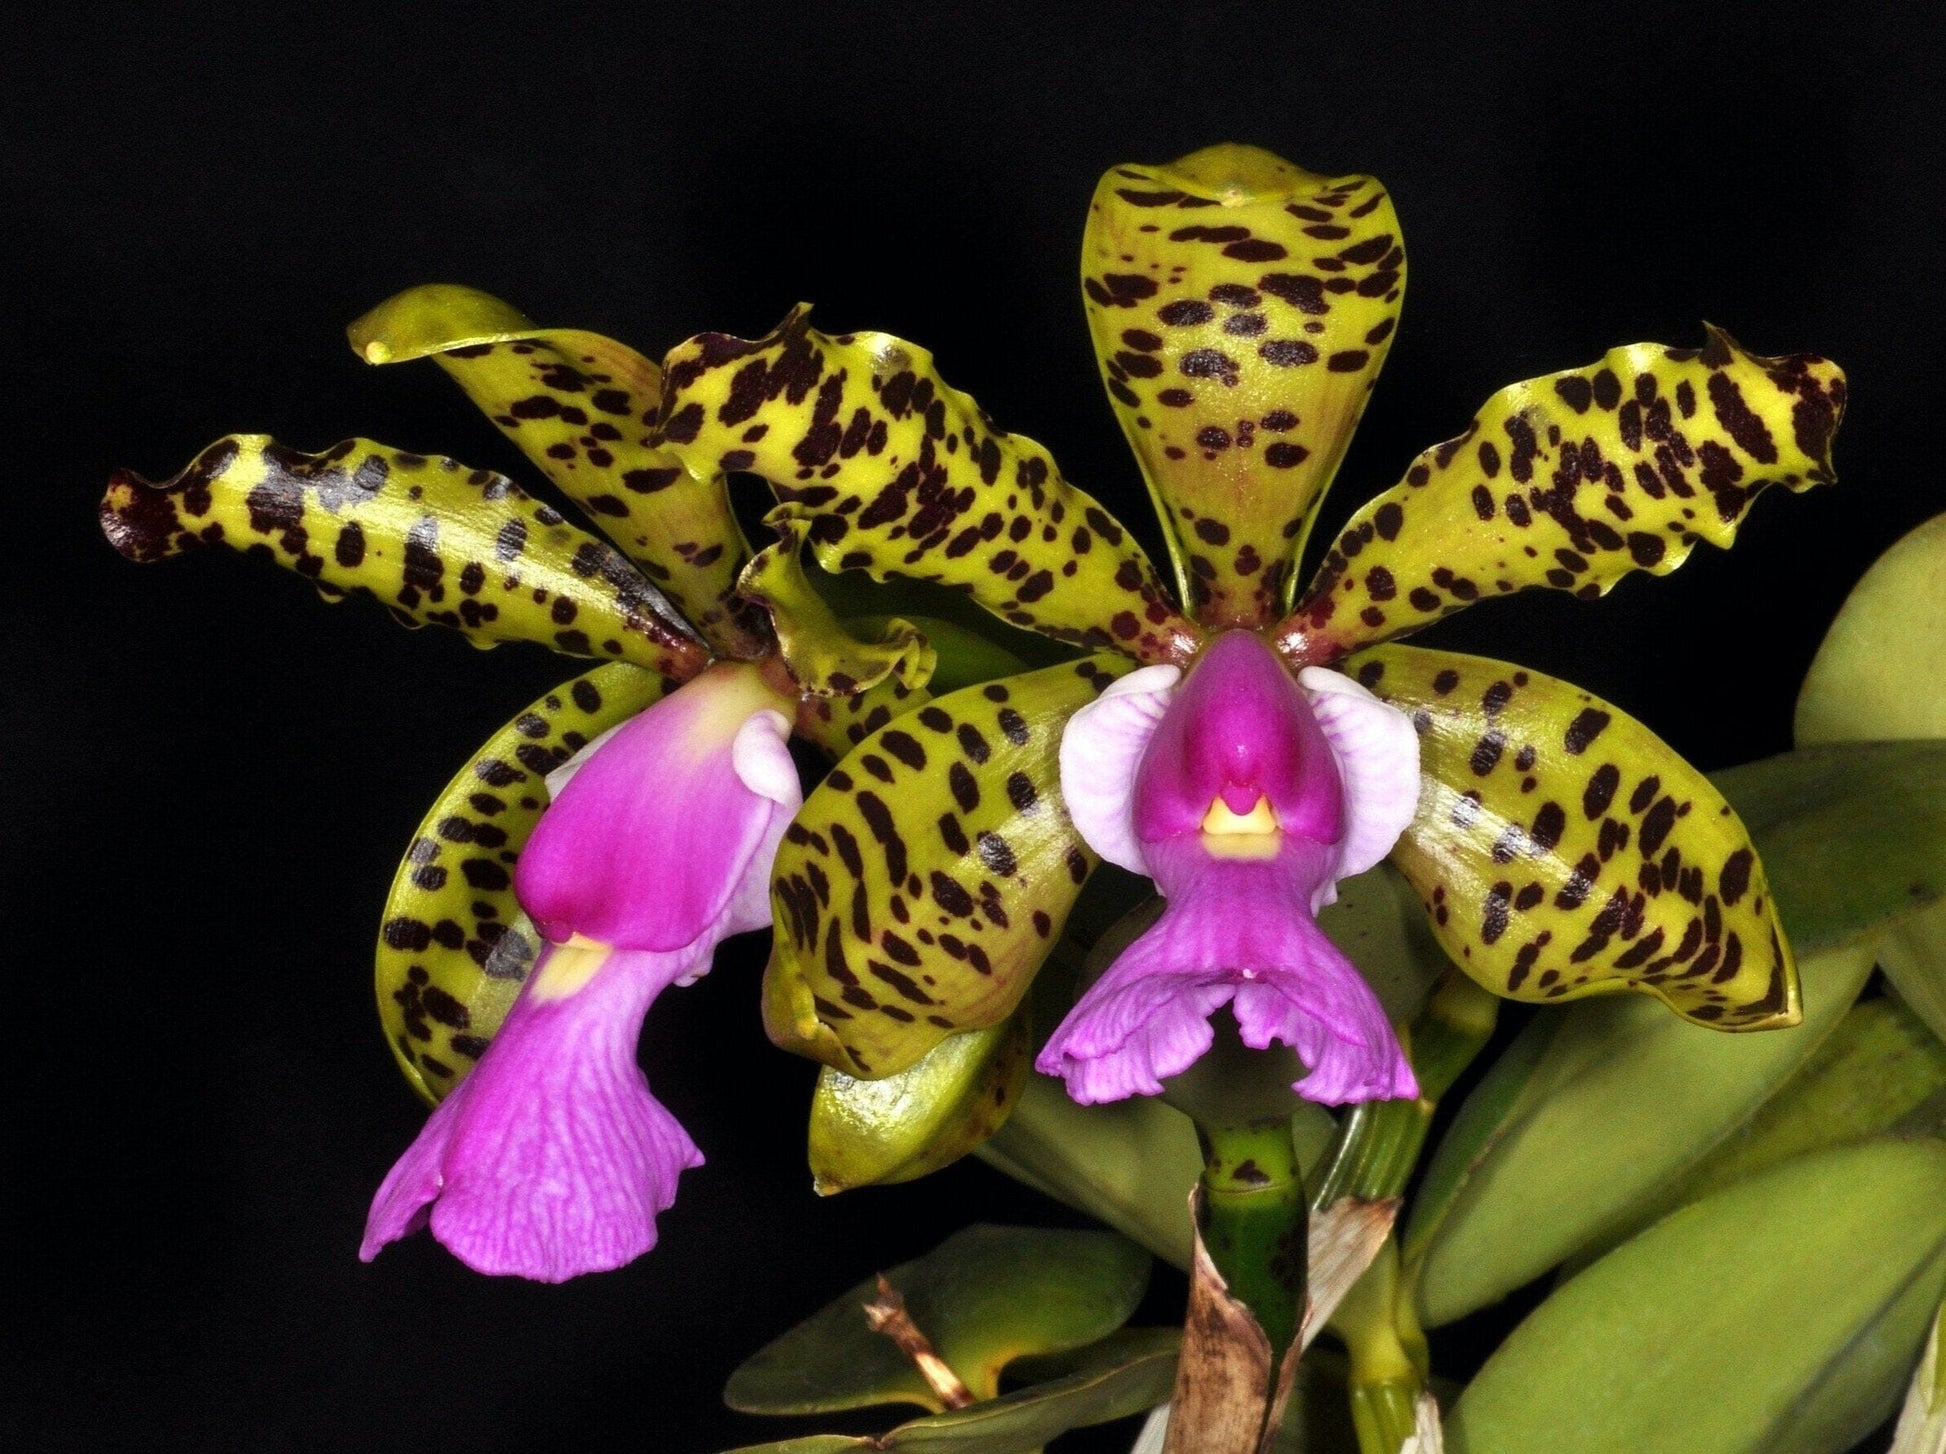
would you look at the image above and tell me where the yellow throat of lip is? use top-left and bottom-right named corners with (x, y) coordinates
top-left (1200, 794), bottom-right (1281, 860)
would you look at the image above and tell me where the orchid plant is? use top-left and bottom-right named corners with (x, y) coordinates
top-left (103, 144), bottom-right (1946, 1454)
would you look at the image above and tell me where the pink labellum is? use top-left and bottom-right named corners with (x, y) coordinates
top-left (365, 665), bottom-right (802, 1279)
top-left (517, 663), bottom-right (798, 952)
top-left (1044, 631), bottom-right (1422, 1106)
top-left (362, 942), bottom-right (705, 1281)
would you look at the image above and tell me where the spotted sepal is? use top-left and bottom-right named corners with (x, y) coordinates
top-left (1277, 330), bottom-right (1846, 665)
top-left (348, 284), bottom-right (766, 657)
top-left (1350, 643), bottom-right (1797, 1029)
top-left (1083, 145), bottom-right (1404, 631)
top-left (377, 662), bottom-right (673, 1103)
top-left (101, 435), bottom-right (707, 676)
top-left (765, 656), bottom-right (1131, 1078)
top-left (739, 517), bottom-right (934, 699)
top-left (792, 664), bottom-right (933, 759)
top-left (656, 307), bottom-right (1202, 664)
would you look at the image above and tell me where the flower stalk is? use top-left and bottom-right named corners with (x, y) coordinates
top-left (1307, 971), bottom-right (1499, 1453)
top-left (1196, 1116), bottom-right (1310, 1360)
top-left (1312, 971), bottom-right (1501, 1208)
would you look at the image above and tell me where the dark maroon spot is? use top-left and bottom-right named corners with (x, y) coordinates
top-left (1564, 708), bottom-right (1612, 754)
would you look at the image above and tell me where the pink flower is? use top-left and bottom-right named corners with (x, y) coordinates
top-left (361, 663), bottom-right (800, 1280)
top-left (1039, 631), bottom-right (1422, 1106)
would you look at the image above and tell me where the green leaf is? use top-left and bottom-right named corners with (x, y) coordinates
top-left (656, 308), bottom-right (1201, 664)
top-left (725, 1225), bottom-right (1150, 1415)
top-left (1561, 993), bottom-right (1946, 1272)
top-left (1713, 741), bottom-right (1946, 955)
top-left (1352, 645), bottom-right (1797, 1030)
top-left (1797, 511), bottom-right (1946, 1046)
top-left (101, 434), bottom-right (706, 678)
top-left (1081, 145), bottom-right (1403, 630)
top-left (348, 284), bottom-right (765, 656)
top-left (376, 663), bottom-right (669, 1102)
top-left (1797, 512), bottom-right (1946, 745)
top-left (1276, 330), bottom-right (1845, 666)
top-left (1445, 1138), bottom-right (1946, 1454)
top-left (808, 1011), bottom-right (1032, 1192)
top-left (1407, 937), bottom-right (1875, 1327)
top-left (723, 1328), bottom-right (1181, 1454)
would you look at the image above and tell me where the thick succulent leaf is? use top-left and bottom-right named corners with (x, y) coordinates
top-left (348, 284), bottom-right (764, 656)
top-left (374, 663), bottom-right (670, 1103)
top-left (1712, 741), bottom-right (1946, 956)
top-left (102, 434), bottom-right (706, 676)
top-left (1445, 1139), bottom-right (1946, 1454)
top-left (979, 1074), bottom-right (1206, 1274)
top-left (1277, 331), bottom-right (1845, 664)
top-left (723, 1329), bottom-right (1181, 1454)
top-left (1083, 145), bottom-right (1403, 630)
top-left (1797, 512), bottom-right (1946, 745)
top-left (739, 519), bottom-right (935, 698)
top-left (765, 658), bottom-right (1129, 1079)
top-left (1406, 937), bottom-right (1873, 1327)
top-left (1352, 644), bottom-right (1795, 1028)
top-left (725, 1224), bottom-right (1150, 1414)
top-left (656, 308), bottom-right (1201, 664)
top-left (1797, 511), bottom-right (1946, 1045)
top-left (808, 1010), bottom-right (1032, 1192)
top-left (1561, 994), bottom-right (1946, 1273)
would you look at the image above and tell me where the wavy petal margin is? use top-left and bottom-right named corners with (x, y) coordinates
top-left (1277, 330), bottom-right (1845, 665)
top-left (656, 308), bottom-right (1202, 664)
top-left (1084, 145), bottom-right (1403, 630)
top-left (1351, 643), bottom-right (1797, 1029)
top-left (102, 434), bottom-right (706, 676)
top-left (737, 517), bottom-right (935, 699)
top-left (349, 284), bottom-right (766, 657)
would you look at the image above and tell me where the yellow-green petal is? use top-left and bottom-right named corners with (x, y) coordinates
top-left (102, 434), bottom-right (707, 677)
top-left (349, 284), bottom-right (766, 657)
top-left (765, 658), bottom-right (1129, 1079)
top-left (376, 662), bottom-right (671, 1103)
top-left (807, 1011), bottom-right (1032, 1193)
top-left (656, 308), bottom-right (1201, 664)
top-left (1352, 643), bottom-right (1796, 1029)
top-left (1083, 144), bottom-right (1403, 631)
top-left (1276, 330), bottom-right (1845, 664)
top-left (738, 518), bottom-right (935, 699)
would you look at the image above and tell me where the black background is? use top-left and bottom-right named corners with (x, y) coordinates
top-left (7, 3), bottom-right (1940, 1450)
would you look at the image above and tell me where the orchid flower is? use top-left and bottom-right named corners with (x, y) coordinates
top-left (648, 144), bottom-right (1845, 1110)
top-left (100, 286), bottom-right (940, 1279)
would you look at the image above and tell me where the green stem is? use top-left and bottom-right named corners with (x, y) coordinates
top-left (1309, 971), bottom-right (1501, 1454)
top-left (1197, 1117), bottom-right (1309, 1359)
top-left (1311, 970), bottom-right (1501, 1209)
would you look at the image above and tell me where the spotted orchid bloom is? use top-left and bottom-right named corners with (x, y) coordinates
top-left (647, 144), bottom-right (1845, 1111)
top-left (100, 285), bottom-right (940, 1279)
